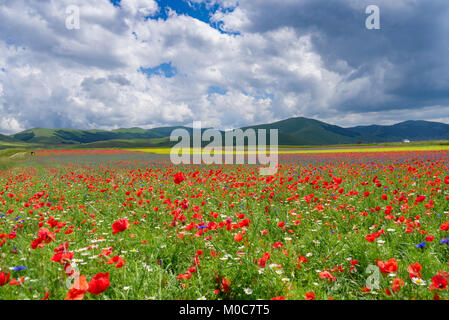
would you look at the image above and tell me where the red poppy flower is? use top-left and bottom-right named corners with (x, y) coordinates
top-left (390, 277), bottom-right (404, 293)
top-left (107, 255), bottom-right (126, 268)
top-left (220, 278), bottom-right (230, 293)
top-left (173, 172), bottom-right (186, 184)
top-left (112, 218), bottom-right (130, 235)
top-left (188, 266), bottom-right (197, 273)
top-left (415, 195), bottom-right (426, 203)
top-left (305, 291), bottom-right (316, 300)
top-left (234, 232), bottom-right (243, 242)
top-left (99, 247), bottom-right (113, 257)
top-left (440, 222), bottom-right (449, 231)
top-left (41, 291), bottom-right (50, 300)
top-left (31, 227), bottom-right (55, 249)
top-left (0, 272), bottom-right (10, 286)
top-left (377, 258), bottom-right (398, 274)
top-left (177, 272), bottom-right (192, 280)
top-left (407, 262), bottom-right (422, 279)
top-left (430, 273), bottom-right (448, 290)
top-left (272, 242), bottom-right (284, 248)
top-left (9, 277), bottom-right (24, 286)
top-left (319, 271), bottom-right (336, 281)
top-left (65, 275), bottom-right (88, 300)
top-left (258, 252), bottom-right (270, 268)
top-left (88, 272), bottom-right (110, 295)
top-left (350, 260), bottom-right (359, 266)
top-left (51, 251), bottom-right (74, 264)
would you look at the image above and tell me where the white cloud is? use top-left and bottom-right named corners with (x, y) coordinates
top-left (211, 7), bottom-right (248, 33)
top-left (0, 0), bottom-right (447, 134)
top-left (121, 0), bottom-right (159, 17)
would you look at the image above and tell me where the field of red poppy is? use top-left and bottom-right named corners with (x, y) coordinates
top-left (1, 149), bottom-right (449, 300)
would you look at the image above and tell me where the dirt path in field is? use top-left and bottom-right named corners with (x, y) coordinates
top-left (9, 152), bottom-right (27, 159)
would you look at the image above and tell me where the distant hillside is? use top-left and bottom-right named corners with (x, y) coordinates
top-left (241, 118), bottom-right (449, 145)
top-left (0, 133), bottom-right (17, 142)
top-left (9, 118), bottom-right (449, 147)
top-left (12, 127), bottom-right (192, 145)
top-left (241, 117), bottom-right (362, 145)
top-left (349, 120), bottom-right (449, 142)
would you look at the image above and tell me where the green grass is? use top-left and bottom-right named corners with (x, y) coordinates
top-left (0, 149), bottom-right (32, 170)
top-left (0, 150), bottom-right (449, 300)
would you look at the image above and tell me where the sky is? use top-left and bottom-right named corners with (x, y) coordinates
top-left (0, 0), bottom-right (449, 134)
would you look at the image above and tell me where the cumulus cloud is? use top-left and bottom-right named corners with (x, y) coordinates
top-left (214, 0), bottom-right (449, 114)
top-left (121, 0), bottom-right (159, 17)
top-left (0, 0), bottom-right (447, 134)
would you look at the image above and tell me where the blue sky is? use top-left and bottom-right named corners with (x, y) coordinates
top-left (150, 0), bottom-right (221, 24)
top-left (0, 0), bottom-right (448, 133)
top-left (140, 62), bottom-right (178, 78)
top-left (112, 0), bottom-right (234, 32)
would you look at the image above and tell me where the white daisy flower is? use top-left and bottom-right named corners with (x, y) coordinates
top-left (411, 277), bottom-right (426, 286)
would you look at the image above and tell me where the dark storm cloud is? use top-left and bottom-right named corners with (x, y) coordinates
top-left (235, 0), bottom-right (449, 113)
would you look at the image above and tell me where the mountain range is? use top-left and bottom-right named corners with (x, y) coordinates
top-left (4, 117), bottom-right (449, 147)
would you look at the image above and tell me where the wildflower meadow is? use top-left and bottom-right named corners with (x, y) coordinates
top-left (1, 149), bottom-right (449, 300)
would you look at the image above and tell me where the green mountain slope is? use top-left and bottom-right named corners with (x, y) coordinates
top-left (242, 118), bottom-right (449, 145)
top-left (0, 133), bottom-right (18, 142)
top-left (350, 120), bottom-right (449, 142)
top-left (242, 117), bottom-right (363, 145)
top-left (13, 128), bottom-right (165, 144)
top-left (10, 118), bottom-right (449, 147)
top-left (12, 126), bottom-right (205, 145)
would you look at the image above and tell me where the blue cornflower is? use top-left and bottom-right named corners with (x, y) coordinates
top-left (10, 266), bottom-right (27, 271)
top-left (415, 242), bottom-right (426, 248)
top-left (440, 238), bottom-right (449, 244)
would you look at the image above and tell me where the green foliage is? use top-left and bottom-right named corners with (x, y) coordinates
top-left (8, 118), bottom-right (449, 147)
top-left (0, 150), bottom-right (448, 300)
